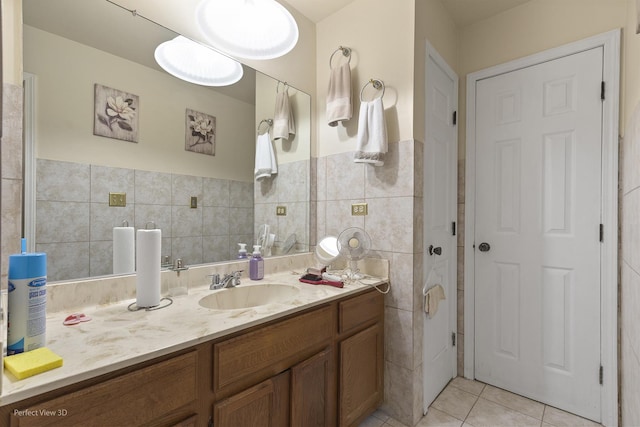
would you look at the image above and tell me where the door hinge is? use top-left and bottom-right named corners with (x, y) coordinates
top-left (601, 81), bottom-right (605, 100)
top-left (599, 224), bottom-right (604, 242)
top-left (452, 332), bottom-right (456, 346)
top-left (599, 365), bottom-right (603, 385)
top-left (452, 221), bottom-right (456, 236)
top-left (453, 111), bottom-right (457, 125)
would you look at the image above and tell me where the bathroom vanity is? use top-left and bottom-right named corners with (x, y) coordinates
top-left (0, 267), bottom-right (386, 427)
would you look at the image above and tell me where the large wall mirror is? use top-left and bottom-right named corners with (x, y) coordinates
top-left (23, 0), bottom-right (311, 282)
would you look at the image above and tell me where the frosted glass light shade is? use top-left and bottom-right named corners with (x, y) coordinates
top-left (196, 0), bottom-right (299, 60)
top-left (154, 36), bottom-right (243, 86)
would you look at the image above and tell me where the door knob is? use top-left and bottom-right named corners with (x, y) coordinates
top-left (478, 242), bottom-right (491, 252)
top-left (428, 245), bottom-right (442, 256)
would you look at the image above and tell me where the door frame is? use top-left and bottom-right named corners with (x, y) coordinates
top-left (464, 29), bottom-right (620, 426)
top-left (423, 39), bottom-right (459, 412)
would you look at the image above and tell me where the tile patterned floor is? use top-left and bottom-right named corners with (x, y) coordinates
top-left (359, 377), bottom-right (603, 427)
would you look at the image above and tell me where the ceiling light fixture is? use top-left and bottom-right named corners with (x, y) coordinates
top-left (154, 36), bottom-right (244, 87)
top-left (195, 0), bottom-right (299, 60)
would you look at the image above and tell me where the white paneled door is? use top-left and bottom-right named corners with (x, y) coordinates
top-left (474, 47), bottom-right (603, 421)
top-left (423, 46), bottom-right (458, 412)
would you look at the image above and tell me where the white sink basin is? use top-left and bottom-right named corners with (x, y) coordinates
top-left (198, 284), bottom-right (300, 310)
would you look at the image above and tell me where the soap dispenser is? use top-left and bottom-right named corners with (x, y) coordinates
top-left (237, 243), bottom-right (248, 259)
top-left (249, 245), bottom-right (264, 280)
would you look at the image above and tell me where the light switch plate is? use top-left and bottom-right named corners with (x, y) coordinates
top-left (190, 196), bottom-right (198, 208)
top-left (109, 192), bottom-right (126, 207)
top-left (351, 203), bottom-right (368, 216)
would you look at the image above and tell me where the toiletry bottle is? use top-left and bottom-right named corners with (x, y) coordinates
top-left (238, 243), bottom-right (248, 259)
top-left (249, 245), bottom-right (264, 280)
top-left (8, 239), bottom-right (47, 354)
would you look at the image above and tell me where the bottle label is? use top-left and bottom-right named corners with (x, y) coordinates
top-left (7, 276), bottom-right (47, 354)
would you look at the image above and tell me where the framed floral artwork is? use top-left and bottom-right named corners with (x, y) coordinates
top-left (186, 108), bottom-right (216, 156)
top-left (93, 84), bottom-right (139, 142)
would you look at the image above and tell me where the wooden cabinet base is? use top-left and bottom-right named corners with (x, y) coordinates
top-left (1, 288), bottom-right (385, 427)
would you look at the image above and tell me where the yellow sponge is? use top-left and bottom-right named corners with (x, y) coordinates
top-left (4, 347), bottom-right (63, 380)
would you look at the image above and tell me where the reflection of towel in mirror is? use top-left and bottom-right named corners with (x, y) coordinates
top-left (254, 132), bottom-right (278, 181)
top-left (354, 96), bottom-right (387, 166)
top-left (424, 284), bottom-right (446, 319)
top-left (273, 88), bottom-right (295, 141)
top-left (327, 63), bottom-right (352, 127)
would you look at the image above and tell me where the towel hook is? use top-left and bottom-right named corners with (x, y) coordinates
top-left (276, 81), bottom-right (289, 93)
top-left (257, 118), bottom-right (273, 133)
top-left (360, 78), bottom-right (385, 102)
top-left (329, 46), bottom-right (352, 69)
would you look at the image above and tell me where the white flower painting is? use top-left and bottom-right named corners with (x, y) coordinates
top-left (94, 84), bottom-right (139, 142)
top-left (186, 108), bottom-right (216, 156)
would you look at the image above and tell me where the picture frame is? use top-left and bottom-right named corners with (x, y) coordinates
top-left (185, 108), bottom-right (216, 156)
top-left (93, 84), bottom-right (139, 143)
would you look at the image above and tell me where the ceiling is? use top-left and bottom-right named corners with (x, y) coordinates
top-left (285, 0), bottom-right (532, 26)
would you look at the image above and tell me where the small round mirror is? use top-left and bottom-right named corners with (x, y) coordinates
top-left (315, 236), bottom-right (339, 265)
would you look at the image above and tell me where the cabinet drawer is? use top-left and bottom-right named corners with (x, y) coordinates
top-left (339, 290), bottom-right (383, 334)
top-left (10, 351), bottom-right (198, 427)
top-left (214, 305), bottom-right (333, 392)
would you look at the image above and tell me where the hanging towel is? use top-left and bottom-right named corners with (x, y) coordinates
top-left (327, 62), bottom-right (352, 127)
top-left (354, 96), bottom-right (388, 166)
top-left (424, 284), bottom-right (446, 319)
top-left (254, 132), bottom-right (278, 181)
top-left (273, 87), bottom-right (296, 141)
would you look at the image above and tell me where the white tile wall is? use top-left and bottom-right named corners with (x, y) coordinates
top-left (35, 159), bottom-right (254, 281)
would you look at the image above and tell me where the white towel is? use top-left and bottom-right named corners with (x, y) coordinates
top-left (354, 96), bottom-right (388, 166)
top-left (424, 284), bottom-right (446, 319)
top-left (327, 63), bottom-right (352, 127)
top-left (254, 132), bottom-right (278, 181)
top-left (273, 87), bottom-right (295, 141)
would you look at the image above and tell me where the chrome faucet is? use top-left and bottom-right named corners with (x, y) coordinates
top-left (209, 270), bottom-right (243, 290)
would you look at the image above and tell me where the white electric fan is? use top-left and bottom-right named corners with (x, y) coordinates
top-left (337, 227), bottom-right (371, 280)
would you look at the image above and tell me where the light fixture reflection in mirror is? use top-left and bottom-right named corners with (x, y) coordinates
top-left (154, 36), bottom-right (244, 86)
top-left (196, 0), bottom-right (299, 60)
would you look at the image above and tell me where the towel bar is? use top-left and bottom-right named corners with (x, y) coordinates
top-left (329, 46), bottom-right (352, 68)
top-left (360, 79), bottom-right (385, 101)
top-left (276, 81), bottom-right (289, 93)
top-left (257, 118), bottom-right (273, 133)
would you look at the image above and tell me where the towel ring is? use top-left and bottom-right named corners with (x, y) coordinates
top-left (360, 79), bottom-right (385, 102)
top-left (257, 118), bottom-right (273, 133)
top-left (276, 81), bottom-right (289, 93)
top-left (329, 46), bottom-right (351, 69)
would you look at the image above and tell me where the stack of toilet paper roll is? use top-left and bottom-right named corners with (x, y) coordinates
top-left (136, 226), bottom-right (161, 308)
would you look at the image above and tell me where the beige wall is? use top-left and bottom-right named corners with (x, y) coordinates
top-left (25, 26), bottom-right (255, 181)
top-left (413, 0), bottom-right (459, 142)
top-left (1, 0), bottom-right (21, 85)
top-left (316, 0), bottom-right (415, 157)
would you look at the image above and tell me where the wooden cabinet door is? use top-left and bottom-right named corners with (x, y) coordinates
top-left (339, 323), bottom-right (384, 427)
top-left (213, 379), bottom-right (274, 427)
top-left (214, 372), bottom-right (290, 427)
top-left (291, 348), bottom-right (333, 427)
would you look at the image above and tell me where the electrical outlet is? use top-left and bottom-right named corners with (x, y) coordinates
top-left (276, 206), bottom-right (287, 216)
top-left (351, 203), bottom-right (368, 216)
top-left (109, 192), bottom-right (126, 207)
top-left (190, 196), bottom-right (198, 208)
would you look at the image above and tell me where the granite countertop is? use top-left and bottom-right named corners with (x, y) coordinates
top-left (0, 268), bottom-right (388, 406)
